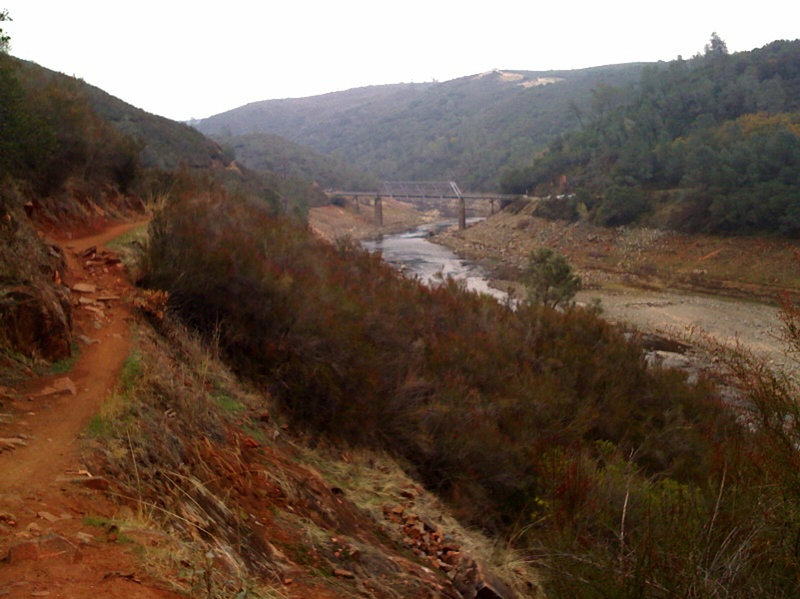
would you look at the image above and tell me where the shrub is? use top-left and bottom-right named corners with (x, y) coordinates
top-left (595, 185), bottom-right (649, 226)
top-left (140, 186), bottom-right (800, 595)
top-left (522, 248), bottom-right (581, 309)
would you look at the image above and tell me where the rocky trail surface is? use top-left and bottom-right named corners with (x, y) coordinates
top-left (0, 219), bottom-right (178, 598)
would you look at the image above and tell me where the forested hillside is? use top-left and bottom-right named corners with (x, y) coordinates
top-left (502, 37), bottom-right (800, 236)
top-left (195, 64), bottom-right (646, 190)
top-left (215, 131), bottom-right (380, 190)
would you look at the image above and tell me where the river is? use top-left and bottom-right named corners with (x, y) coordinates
top-left (361, 220), bottom-right (506, 301)
top-left (362, 219), bottom-right (796, 381)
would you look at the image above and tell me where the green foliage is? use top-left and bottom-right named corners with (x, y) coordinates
top-left (0, 57), bottom-right (142, 195)
top-left (217, 132), bottom-right (379, 192)
top-left (120, 351), bottom-right (142, 392)
top-left (86, 413), bottom-right (111, 438)
top-left (0, 9), bottom-right (10, 53)
top-left (503, 38), bottom-right (800, 236)
top-left (196, 65), bottom-right (645, 190)
top-left (595, 185), bottom-right (648, 226)
top-left (48, 343), bottom-right (78, 374)
top-left (522, 248), bottom-right (581, 308)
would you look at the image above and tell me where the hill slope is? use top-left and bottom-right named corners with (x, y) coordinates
top-left (12, 58), bottom-right (230, 172)
top-left (501, 38), bottom-right (800, 236)
top-left (195, 65), bottom-right (647, 189)
top-left (216, 131), bottom-right (380, 190)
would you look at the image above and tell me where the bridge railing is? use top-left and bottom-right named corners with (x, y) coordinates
top-left (326, 181), bottom-right (519, 229)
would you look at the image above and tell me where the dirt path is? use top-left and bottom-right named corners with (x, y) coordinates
top-left (0, 219), bottom-right (178, 598)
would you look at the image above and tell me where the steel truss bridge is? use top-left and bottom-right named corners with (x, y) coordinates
top-left (326, 181), bottom-right (517, 230)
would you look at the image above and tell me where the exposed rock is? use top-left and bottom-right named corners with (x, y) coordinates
top-left (0, 437), bottom-right (28, 452)
top-left (4, 534), bottom-right (80, 564)
top-left (76, 334), bottom-right (99, 346)
top-left (333, 568), bottom-right (355, 579)
top-left (78, 246), bottom-right (97, 259)
top-left (0, 284), bottom-right (72, 361)
top-left (74, 532), bottom-right (96, 545)
top-left (382, 504), bottom-right (517, 599)
top-left (36, 511), bottom-right (61, 523)
top-left (71, 282), bottom-right (97, 293)
top-left (38, 377), bottom-right (77, 397)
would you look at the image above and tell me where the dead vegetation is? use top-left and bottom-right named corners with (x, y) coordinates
top-left (88, 313), bottom-right (533, 597)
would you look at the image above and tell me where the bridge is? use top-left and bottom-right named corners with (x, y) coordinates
top-left (325, 181), bottom-right (517, 230)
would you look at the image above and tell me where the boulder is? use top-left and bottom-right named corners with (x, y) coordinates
top-left (0, 283), bottom-right (72, 361)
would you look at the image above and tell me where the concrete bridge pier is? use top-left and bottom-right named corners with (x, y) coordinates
top-left (374, 195), bottom-right (383, 226)
top-left (458, 196), bottom-right (466, 230)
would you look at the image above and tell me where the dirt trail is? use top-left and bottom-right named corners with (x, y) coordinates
top-left (0, 219), bottom-right (178, 598)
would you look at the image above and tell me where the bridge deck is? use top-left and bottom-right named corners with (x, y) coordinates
top-left (326, 190), bottom-right (518, 201)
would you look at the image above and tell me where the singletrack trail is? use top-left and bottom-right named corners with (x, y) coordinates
top-left (0, 219), bottom-right (178, 598)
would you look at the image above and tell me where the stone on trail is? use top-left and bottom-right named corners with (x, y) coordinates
top-left (76, 334), bottom-right (99, 346)
top-left (0, 437), bottom-right (28, 452)
top-left (37, 377), bottom-right (77, 397)
top-left (71, 282), bottom-right (97, 293)
top-left (4, 534), bottom-right (80, 564)
top-left (36, 511), bottom-right (60, 523)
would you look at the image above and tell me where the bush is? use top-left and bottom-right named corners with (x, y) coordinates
top-left (595, 185), bottom-right (649, 226)
top-left (522, 248), bottom-right (581, 309)
top-left (140, 186), bottom-right (800, 595)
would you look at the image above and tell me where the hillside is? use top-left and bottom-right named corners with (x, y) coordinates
top-left (194, 64), bottom-right (646, 189)
top-left (501, 38), bottom-right (800, 236)
top-left (7, 28), bottom-right (800, 597)
top-left (10, 58), bottom-right (230, 173)
top-left (0, 51), bottom-right (533, 597)
top-left (215, 131), bottom-right (380, 191)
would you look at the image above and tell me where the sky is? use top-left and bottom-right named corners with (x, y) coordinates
top-left (3, 1), bottom-right (799, 121)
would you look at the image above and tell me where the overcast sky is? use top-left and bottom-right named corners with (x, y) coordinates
top-left (3, 1), bottom-right (798, 121)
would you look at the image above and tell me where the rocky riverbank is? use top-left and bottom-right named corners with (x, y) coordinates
top-left (432, 199), bottom-right (799, 378)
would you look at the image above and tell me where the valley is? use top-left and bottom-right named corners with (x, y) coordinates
top-left (3, 19), bottom-right (800, 596)
top-left (309, 200), bottom-right (798, 377)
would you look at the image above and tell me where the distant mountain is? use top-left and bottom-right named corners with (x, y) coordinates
top-left (194, 65), bottom-right (647, 190)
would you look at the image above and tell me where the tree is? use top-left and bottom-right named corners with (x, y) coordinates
top-left (0, 10), bottom-right (10, 53)
top-left (704, 32), bottom-right (728, 57)
top-left (522, 248), bottom-right (581, 309)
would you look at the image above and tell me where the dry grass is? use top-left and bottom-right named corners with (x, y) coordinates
top-left (298, 444), bottom-right (545, 598)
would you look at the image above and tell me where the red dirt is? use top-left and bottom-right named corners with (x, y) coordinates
top-left (0, 218), bottom-right (179, 598)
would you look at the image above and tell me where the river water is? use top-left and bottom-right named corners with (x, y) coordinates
top-left (361, 220), bottom-right (506, 301)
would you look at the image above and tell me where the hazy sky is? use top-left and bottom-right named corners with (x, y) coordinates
top-left (3, 1), bottom-right (798, 121)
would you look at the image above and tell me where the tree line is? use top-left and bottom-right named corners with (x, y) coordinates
top-left (502, 36), bottom-right (800, 236)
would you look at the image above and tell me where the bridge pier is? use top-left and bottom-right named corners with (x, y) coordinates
top-left (490, 199), bottom-right (496, 215)
top-left (374, 195), bottom-right (383, 226)
top-left (458, 196), bottom-right (466, 230)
